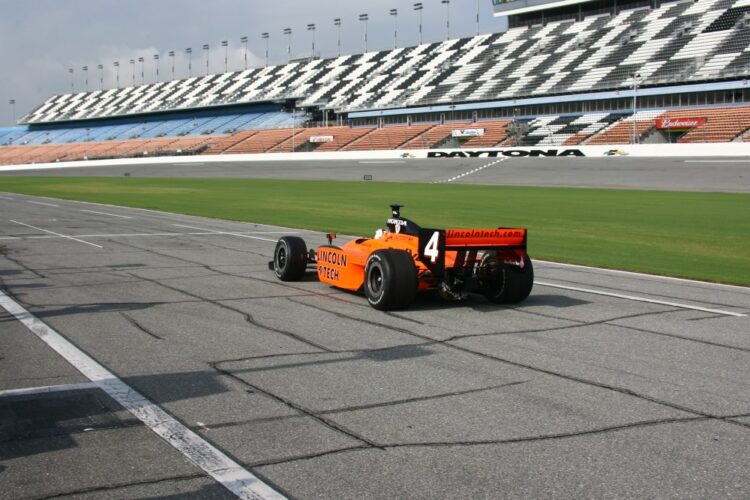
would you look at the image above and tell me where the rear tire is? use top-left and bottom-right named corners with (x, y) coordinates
top-left (364, 249), bottom-right (417, 310)
top-left (481, 253), bottom-right (534, 304)
top-left (273, 236), bottom-right (308, 281)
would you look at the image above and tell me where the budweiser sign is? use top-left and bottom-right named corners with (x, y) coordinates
top-left (655, 117), bottom-right (707, 129)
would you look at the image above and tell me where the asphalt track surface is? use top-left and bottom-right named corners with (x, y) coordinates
top-left (1, 188), bottom-right (749, 499)
top-left (2, 156), bottom-right (750, 192)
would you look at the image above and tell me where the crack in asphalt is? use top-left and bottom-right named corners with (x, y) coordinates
top-left (250, 416), bottom-right (713, 468)
top-left (442, 308), bottom-right (681, 342)
top-left (286, 296), bottom-right (418, 337)
top-left (120, 312), bottom-right (164, 340)
top-left (209, 361), bottom-right (383, 449)
top-left (505, 305), bottom-right (750, 353)
top-left (127, 271), bottom-right (333, 353)
top-left (318, 380), bottom-right (531, 415)
top-left (0, 253), bottom-right (46, 279)
top-left (33, 472), bottom-right (206, 500)
top-left (247, 445), bottom-right (372, 468)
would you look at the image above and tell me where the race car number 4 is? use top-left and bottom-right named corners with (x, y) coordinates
top-left (424, 231), bottom-right (440, 263)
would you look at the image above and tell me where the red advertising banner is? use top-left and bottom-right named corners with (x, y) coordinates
top-left (655, 117), bottom-right (707, 129)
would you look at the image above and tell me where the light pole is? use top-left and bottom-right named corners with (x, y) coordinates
top-left (359, 14), bottom-right (369, 53)
top-left (283, 28), bottom-right (292, 62)
top-left (130, 59), bottom-right (136, 85)
top-left (334, 19), bottom-right (342, 57)
top-left (138, 56), bottom-right (145, 84)
top-left (390, 9), bottom-right (398, 49)
top-left (442, 0), bottom-right (451, 40)
top-left (476, 0), bottom-right (480, 35)
top-left (9, 99), bottom-right (16, 123)
top-left (307, 24), bottom-right (316, 58)
top-left (261, 33), bottom-right (269, 67)
top-left (203, 44), bottom-right (209, 75)
top-left (68, 67), bottom-right (74, 93)
top-left (113, 61), bottom-right (120, 88)
top-left (82, 66), bottom-right (89, 91)
top-left (185, 48), bottom-right (192, 77)
top-left (97, 64), bottom-right (103, 90)
top-left (414, 3), bottom-right (423, 45)
top-left (221, 40), bottom-right (228, 72)
top-left (153, 54), bottom-right (159, 82)
top-left (168, 51), bottom-right (175, 80)
top-left (240, 36), bottom-right (248, 70)
top-left (631, 73), bottom-right (641, 144)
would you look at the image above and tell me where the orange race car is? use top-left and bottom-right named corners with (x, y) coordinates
top-left (269, 204), bottom-right (533, 310)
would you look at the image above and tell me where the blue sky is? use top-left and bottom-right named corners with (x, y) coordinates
top-left (1, 0), bottom-right (509, 126)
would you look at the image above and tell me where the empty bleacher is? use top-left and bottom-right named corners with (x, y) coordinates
top-left (661, 105), bottom-right (750, 142)
top-left (463, 120), bottom-right (511, 148)
top-left (343, 125), bottom-right (433, 151)
top-left (402, 123), bottom-right (471, 149)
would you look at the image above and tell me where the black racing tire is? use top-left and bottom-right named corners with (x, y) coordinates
top-left (364, 249), bottom-right (417, 311)
top-left (273, 236), bottom-right (308, 281)
top-left (482, 253), bottom-right (534, 304)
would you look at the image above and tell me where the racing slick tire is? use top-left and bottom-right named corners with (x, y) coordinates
top-left (481, 253), bottom-right (534, 304)
top-left (364, 249), bottom-right (417, 311)
top-left (273, 236), bottom-right (308, 281)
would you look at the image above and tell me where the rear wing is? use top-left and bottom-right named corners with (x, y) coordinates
top-left (444, 228), bottom-right (526, 249)
top-left (418, 227), bottom-right (527, 276)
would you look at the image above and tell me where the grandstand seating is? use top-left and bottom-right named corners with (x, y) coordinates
top-left (20, 0), bottom-right (750, 124)
top-left (401, 122), bottom-right (471, 149)
top-left (586, 110), bottom-right (664, 144)
top-left (518, 113), bottom-right (624, 146)
top-left (224, 129), bottom-right (295, 154)
top-left (660, 105), bottom-right (750, 142)
top-left (463, 120), bottom-right (511, 147)
top-left (343, 125), bottom-right (432, 151)
top-left (310, 127), bottom-right (374, 151)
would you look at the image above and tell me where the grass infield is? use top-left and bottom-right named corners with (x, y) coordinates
top-left (2, 176), bottom-right (749, 286)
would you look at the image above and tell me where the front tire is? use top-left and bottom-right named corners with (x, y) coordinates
top-left (364, 249), bottom-right (417, 310)
top-left (273, 236), bottom-right (308, 281)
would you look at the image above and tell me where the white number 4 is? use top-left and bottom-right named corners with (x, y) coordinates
top-left (424, 231), bottom-right (440, 263)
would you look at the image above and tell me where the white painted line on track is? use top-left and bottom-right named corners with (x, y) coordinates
top-left (0, 288), bottom-right (286, 500)
top-left (79, 209), bottom-right (133, 219)
top-left (0, 382), bottom-right (98, 398)
top-left (535, 259), bottom-right (750, 292)
top-left (28, 201), bottom-right (60, 207)
top-left (0, 195), bottom-right (14, 200)
top-left (359, 160), bottom-right (405, 164)
top-left (172, 224), bottom-right (280, 242)
top-left (10, 220), bottom-right (103, 249)
top-left (536, 281), bottom-right (746, 317)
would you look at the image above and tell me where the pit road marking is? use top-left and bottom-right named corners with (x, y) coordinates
top-left (172, 224), bottom-right (280, 242)
top-left (79, 209), bottom-right (133, 219)
top-left (0, 288), bottom-right (286, 500)
top-left (10, 220), bottom-right (103, 249)
top-left (536, 281), bottom-right (746, 317)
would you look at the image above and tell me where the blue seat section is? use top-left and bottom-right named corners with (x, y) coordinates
top-left (4, 104), bottom-right (288, 145)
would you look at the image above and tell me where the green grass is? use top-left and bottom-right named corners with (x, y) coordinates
top-left (2, 176), bottom-right (749, 285)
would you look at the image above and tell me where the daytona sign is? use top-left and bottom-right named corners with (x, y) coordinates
top-left (427, 149), bottom-right (585, 158)
top-left (655, 117), bottom-right (707, 129)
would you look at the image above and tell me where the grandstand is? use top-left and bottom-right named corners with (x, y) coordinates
top-left (3, 0), bottom-right (750, 165)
